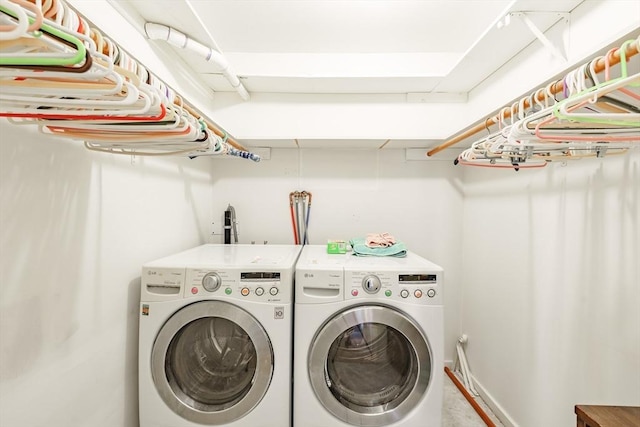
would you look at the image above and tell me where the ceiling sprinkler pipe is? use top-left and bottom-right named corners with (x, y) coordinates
top-left (144, 22), bottom-right (250, 101)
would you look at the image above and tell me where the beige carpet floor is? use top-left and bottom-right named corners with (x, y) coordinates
top-left (442, 372), bottom-right (504, 427)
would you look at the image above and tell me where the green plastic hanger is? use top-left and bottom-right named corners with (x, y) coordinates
top-left (0, 4), bottom-right (86, 67)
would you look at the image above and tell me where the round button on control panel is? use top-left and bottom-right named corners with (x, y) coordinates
top-left (427, 288), bottom-right (436, 298)
top-left (241, 287), bottom-right (250, 297)
top-left (414, 289), bottom-right (423, 298)
top-left (400, 289), bottom-right (409, 298)
top-left (269, 287), bottom-right (279, 296)
top-left (255, 287), bottom-right (265, 296)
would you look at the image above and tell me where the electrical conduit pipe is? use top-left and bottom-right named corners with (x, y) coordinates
top-left (144, 22), bottom-right (250, 101)
top-left (456, 335), bottom-right (479, 396)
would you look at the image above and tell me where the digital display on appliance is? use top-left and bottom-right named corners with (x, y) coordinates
top-left (399, 274), bottom-right (437, 283)
top-left (241, 272), bottom-right (281, 280)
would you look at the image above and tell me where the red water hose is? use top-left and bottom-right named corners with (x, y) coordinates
top-left (289, 192), bottom-right (299, 244)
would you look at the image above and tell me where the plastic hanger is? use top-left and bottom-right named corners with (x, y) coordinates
top-left (37, 0), bottom-right (53, 18)
top-left (506, 53), bottom-right (639, 146)
top-left (0, 5), bottom-right (86, 66)
top-left (553, 40), bottom-right (640, 124)
top-left (0, 51), bottom-right (124, 98)
top-left (0, 0), bottom-right (42, 33)
top-left (534, 73), bottom-right (640, 141)
top-left (461, 74), bottom-right (637, 166)
top-left (0, 0), bottom-right (251, 160)
top-left (80, 119), bottom-right (213, 157)
top-left (0, 0), bottom-right (28, 40)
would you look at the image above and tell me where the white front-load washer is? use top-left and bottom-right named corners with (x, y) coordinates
top-left (294, 245), bottom-right (444, 427)
top-left (139, 244), bottom-right (301, 427)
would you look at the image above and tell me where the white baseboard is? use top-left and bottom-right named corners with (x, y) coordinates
top-left (471, 374), bottom-right (519, 427)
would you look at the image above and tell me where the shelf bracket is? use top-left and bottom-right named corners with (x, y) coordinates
top-left (509, 11), bottom-right (570, 62)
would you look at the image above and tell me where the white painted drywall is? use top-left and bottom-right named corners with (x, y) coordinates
top-left (205, 1), bottom-right (640, 142)
top-left (209, 148), bottom-right (465, 365)
top-left (461, 149), bottom-right (640, 426)
top-left (0, 121), bottom-right (213, 427)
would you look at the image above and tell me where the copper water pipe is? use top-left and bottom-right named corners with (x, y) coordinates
top-left (427, 39), bottom-right (640, 157)
top-left (444, 366), bottom-right (497, 427)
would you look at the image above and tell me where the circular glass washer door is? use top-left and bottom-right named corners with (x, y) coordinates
top-left (308, 305), bottom-right (432, 426)
top-left (151, 301), bottom-right (273, 425)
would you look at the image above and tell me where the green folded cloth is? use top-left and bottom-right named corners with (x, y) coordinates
top-left (349, 237), bottom-right (407, 257)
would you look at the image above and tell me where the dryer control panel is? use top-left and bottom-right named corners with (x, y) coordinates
top-left (345, 270), bottom-right (442, 305)
top-left (184, 269), bottom-right (291, 303)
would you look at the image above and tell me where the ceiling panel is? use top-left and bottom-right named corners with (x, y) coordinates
top-left (111, 0), bottom-right (585, 94)
top-left (186, 0), bottom-right (513, 53)
top-left (200, 74), bottom-right (442, 94)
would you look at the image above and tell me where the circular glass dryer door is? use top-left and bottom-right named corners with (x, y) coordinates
top-left (308, 305), bottom-right (432, 426)
top-left (151, 301), bottom-right (273, 425)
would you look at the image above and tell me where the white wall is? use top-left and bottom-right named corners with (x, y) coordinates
top-left (461, 149), bottom-right (640, 426)
top-left (0, 121), bottom-right (214, 427)
top-left (209, 148), bottom-right (465, 364)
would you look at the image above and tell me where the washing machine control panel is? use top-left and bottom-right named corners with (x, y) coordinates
top-left (184, 269), bottom-right (290, 303)
top-left (237, 272), bottom-right (285, 302)
top-left (346, 271), bottom-right (442, 304)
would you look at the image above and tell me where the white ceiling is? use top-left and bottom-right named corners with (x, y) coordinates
top-left (110, 0), bottom-right (584, 96)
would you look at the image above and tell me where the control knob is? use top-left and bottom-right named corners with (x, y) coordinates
top-left (362, 275), bottom-right (381, 294)
top-left (202, 272), bottom-right (222, 292)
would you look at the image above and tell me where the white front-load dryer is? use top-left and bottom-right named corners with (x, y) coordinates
top-left (294, 245), bottom-right (444, 427)
top-left (139, 244), bottom-right (301, 427)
